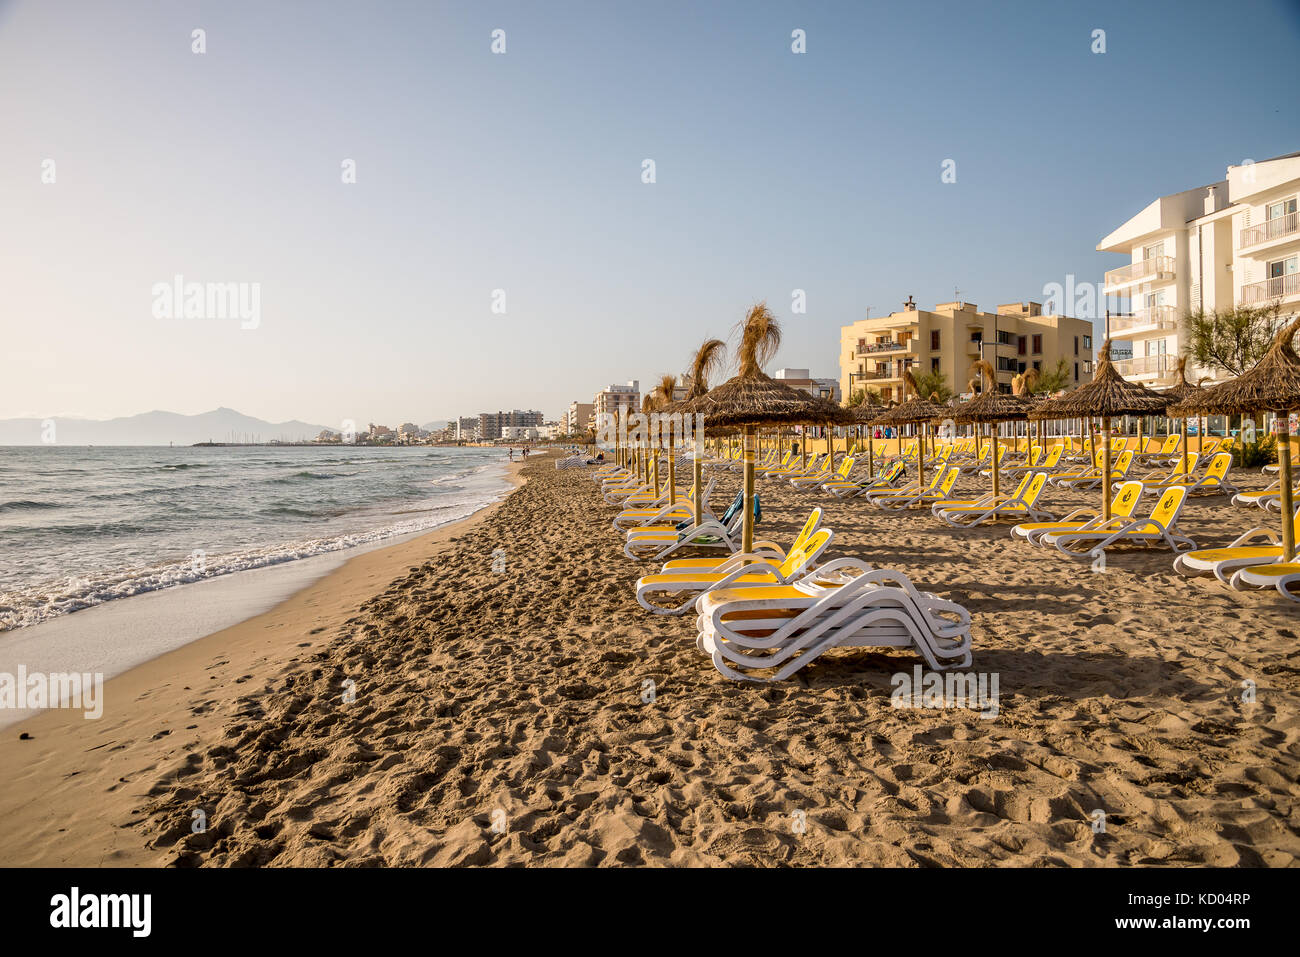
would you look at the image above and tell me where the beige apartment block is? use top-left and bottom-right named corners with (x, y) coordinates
top-left (840, 299), bottom-right (1095, 402)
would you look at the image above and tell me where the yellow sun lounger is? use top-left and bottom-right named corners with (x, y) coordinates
top-left (935, 472), bottom-right (1053, 527)
top-left (695, 566), bottom-right (973, 681)
top-left (1173, 508), bottom-right (1300, 584)
top-left (659, 509), bottom-right (822, 572)
top-left (635, 528), bottom-right (835, 615)
top-left (1010, 481), bottom-right (1144, 545)
top-left (1042, 485), bottom-right (1195, 565)
top-left (1229, 561), bottom-right (1300, 602)
top-left (868, 466), bottom-right (960, 511)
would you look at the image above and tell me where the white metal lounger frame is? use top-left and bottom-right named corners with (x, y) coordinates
top-left (695, 564), bottom-right (973, 682)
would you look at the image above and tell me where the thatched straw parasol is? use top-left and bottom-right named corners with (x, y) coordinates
top-left (1159, 356), bottom-right (1206, 476)
top-left (954, 360), bottom-right (1032, 497)
top-left (683, 303), bottom-right (854, 553)
top-left (1032, 339), bottom-right (1167, 519)
top-left (1170, 316), bottom-right (1300, 560)
top-left (871, 371), bottom-right (948, 489)
top-left (663, 338), bottom-right (726, 525)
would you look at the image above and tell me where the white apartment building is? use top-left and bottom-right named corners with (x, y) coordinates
top-left (592, 380), bottom-right (640, 430)
top-left (1098, 151), bottom-right (1300, 387)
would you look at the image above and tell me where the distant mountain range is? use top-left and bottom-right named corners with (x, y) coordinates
top-left (0, 408), bottom-right (332, 446)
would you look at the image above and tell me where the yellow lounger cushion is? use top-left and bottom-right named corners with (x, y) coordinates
top-left (640, 571), bottom-right (781, 587)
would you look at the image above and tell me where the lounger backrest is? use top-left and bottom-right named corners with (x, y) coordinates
top-left (1178, 452), bottom-right (1200, 475)
top-left (1009, 472), bottom-right (1032, 499)
top-left (778, 528), bottom-right (833, 578)
top-left (938, 467), bottom-right (960, 496)
top-left (1161, 435), bottom-right (1180, 454)
top-left (1111, 449), bottom-right (1134, 477)
top-left (1043, 445), bottom-right (1064, 468)
top-left (791, 508), bottom-right (823, 553)
top-left (835, 456), bottom-right (855, 478)
top-left (1022, 472), bottom-right (1048, 506)
top-left (1110, 481), bottom-right (1143, 518)
top-left (719, 490), bottom-right (745, 524)
top-left (1202, 452), bottom-right (1232, 482)
top-left (1148, 486), bottom-right (1187, 530)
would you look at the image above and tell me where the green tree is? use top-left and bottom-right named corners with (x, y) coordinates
top-left (911, 367), bottom-right (954, 402)
top-left (1034, 357), bottom-right (1071, 393)
top-left (1182, 301), bottom-right (1281, 377)
top-left (847, 386), bottom-right (882, 407)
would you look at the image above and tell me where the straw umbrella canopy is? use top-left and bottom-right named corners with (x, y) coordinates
top-left (1169, 316), bottom-right (1300, 561)
top-left (1159, 356), bottom-right (1206, 476)
top-left (954, 360), bottom-right (1032, 498)
top-left (1032, 339), bottom-right (1168, 519)
top-left (661, 338), bottom-right (726, 526)
top-left (871, 371), bottom-right (947, 490)
top-left (681, 303), bottom-right (854, 553)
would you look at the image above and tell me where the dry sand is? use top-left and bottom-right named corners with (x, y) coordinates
top-left (1, 450), bottom-right (1297, 866)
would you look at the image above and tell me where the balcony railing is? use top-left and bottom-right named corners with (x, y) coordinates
top-left (856, 369), bottom-right (898, 381)
top-left (1240, 272), bottom-right (1300, 304)
top-left (856, 340), bottom-right (913, 354)
top-left (1112, 354), bottom-right (1174, 378)
top-left (1240, 212), bottom-right (1300, 249)
top-left (1106, 305), bottom-right (1178, 334)
top-left (1104, 256), bottom-right (1176, 289)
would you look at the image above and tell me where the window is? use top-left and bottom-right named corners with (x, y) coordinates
top-left (1142, 241), bottom-right (1165, 260)
top-left (1032, 360), bottom-right (1041, 371)
top-left (1074, 336), bottom-right (1079, 355)
top-left (997, 330), bottom-right (1015, 345)
top-left (1267, 255), bottom-right (1299, 279)
top-left (1017, 336), bottom-right (1027, 356)
top-left (1084, 360), bottom-right (1093, 374)
top-left (1032, 334), bottom-right (1043, 354)
top-left (1074, 362), bottom-right (1079, 381)
top-left (1017, 361), bottom-right (1026, 374)
top-left (1083, 334), bottom-right (1092, 351)
top-left (931, 357), bottom-right (940, 371)
top-left (1267, 198), bottom-right (1297, 220)
top-left (930, 329), bottom-right (941, 350)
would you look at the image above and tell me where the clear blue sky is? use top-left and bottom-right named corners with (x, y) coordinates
top-left (2, 0), bottom-right (1298, 426)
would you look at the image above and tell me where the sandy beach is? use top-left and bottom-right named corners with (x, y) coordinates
top-left (2, 448), bottom-right (1296, 867)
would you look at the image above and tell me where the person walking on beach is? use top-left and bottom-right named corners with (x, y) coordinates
top-left (508, 448), bottom-right (514, 461)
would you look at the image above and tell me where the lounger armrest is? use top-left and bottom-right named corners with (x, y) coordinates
top-left (1229, 527), bottom-right (1280, 547)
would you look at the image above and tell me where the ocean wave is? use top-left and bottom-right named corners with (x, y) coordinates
top-left (0, 499), bottom-right (61, 513)
top-left (0, 489), bottom-right (508, 631)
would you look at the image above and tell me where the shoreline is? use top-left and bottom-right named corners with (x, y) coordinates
top-left (0, 458), bottom-right (527, 866)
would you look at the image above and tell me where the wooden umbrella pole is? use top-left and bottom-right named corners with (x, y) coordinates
top-left (1102, 415), bottom-right (1113, 520)
top-left (918, 422), bottom-right (926, 491)
top-left (991, 424), bottom-right (999, 498)
top-left (742, 425), bottom-right (756, 555)
top-left (666, 428), bottom-right (675, 505)
top-left (693, 436), bottom-right (703, 526)
top-left (800, 426), bottom-right (807, 469)
top-left (1181, 416), bottom-right (1189, 476)
top-left (1279, 414), bottom-right (1295, 562)
top-left (867, 429), bottom-right (875, 478)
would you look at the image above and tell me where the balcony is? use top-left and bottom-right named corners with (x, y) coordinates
top-left (1112, 354), bottom-right (1175, 380)
top-left (1241, 272), bottom-right (1300, 304)
top-left (1240, 212), bottom-right (1300, 250)
top-left (1106, 305), bottom-right (1178, 336)
top-left (1103, 256), bottom-right (1177, 292)
top-left (855, 339), bottom-right (914, 355)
